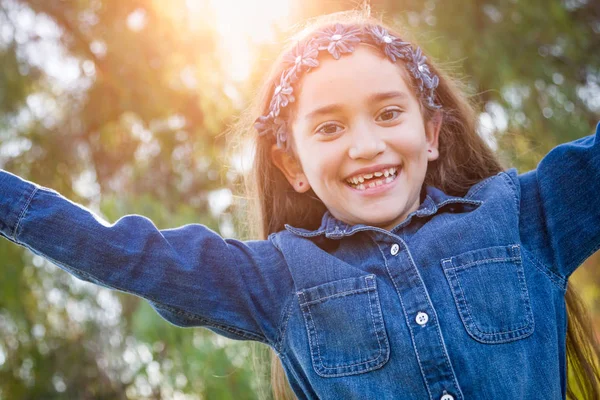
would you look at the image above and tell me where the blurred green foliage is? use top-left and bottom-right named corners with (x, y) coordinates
top-left (0, 0), bottom-right (598, 399)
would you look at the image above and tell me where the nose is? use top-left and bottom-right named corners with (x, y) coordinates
top-left (348, 125), bottom-right (386, 160)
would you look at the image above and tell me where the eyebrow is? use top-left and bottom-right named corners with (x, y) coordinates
top-left (304, 91), bottom-right (409, 121)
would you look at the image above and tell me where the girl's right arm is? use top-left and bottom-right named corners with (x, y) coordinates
top-left (0, 169), bottom-right (293, 348)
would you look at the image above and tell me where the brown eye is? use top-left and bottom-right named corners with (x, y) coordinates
top-left (315, 123), bottom-right (344, 136)
top-left (376, 108), bottom-right (402, 122)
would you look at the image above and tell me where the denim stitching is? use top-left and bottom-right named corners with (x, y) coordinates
top-left (434, 324), bottom-right (465, 400)
top-left (403, 240), bottom-right (461, 398)
top-left (500, 171), bottom-right (520, 212)
top-left (304, 297), bottom-right (330, 373)
top-left (13, 186), bottom-right (39, 240)
top-left (448, 256), bottom-right (521, 271)
top-left (149, 301), bottom-right (268, 342)
top-left (301, 294), bottom-right (330, 375)
top-left (427, 268), bottom-right (465, 399)
top-left (298, 287), bottom-right (372, 306)
top-left (515, 250), bottom-right (536, 331)
top-left (437, 199), bottom-right (483, 208)
top-left (298, 291), bottom-right (320, 374)
top-left (459, 260), bottom-right (531, 336)
top-left (284, 225), bottom-right (326, 237)
top-left (521, 248), bottom-right (567, 291)
top-left (528, 165), bottom-right (572, 279)
top-left (275, 291), bottom-right (296, 356)
top-left (504, 170), bottom-right (523, 223)
top-left (267, 233), bottom-right (282, 251)
top-left (443, 266), bottom-right (474, 338)
top-left (302, 281), bottom-right (387, 374)
top-left (452, 266), bottom-right (530, 338)
top-left (447, 256), bottom-right (534, 341)
top-left (366, 275), bottom-right (390, 367)
top-left (370, 234), bottom-right (434, 400)
top-left (267, 233), bottom-right (298, 352)
top-left (298, 293), bottom-right (321, 373)
top-left (362, 278), bottom-right (385, 366)
top-left (286, 195), bottom-right (483, 239)
top-left (465, 173), bottom-right (496, 199)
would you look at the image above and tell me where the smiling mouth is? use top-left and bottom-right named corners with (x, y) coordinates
top-left (345, 165), bottom-right (400, 191)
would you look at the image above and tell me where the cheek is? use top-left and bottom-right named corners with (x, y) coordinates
top-left (305, 157), bottom-right (334, 183)
top-left (298, 148), bottom-right (342, 188)
top-left (393, 123), bottom-right (429, 154)
top-left (391, 134), bottom-right (427, 157)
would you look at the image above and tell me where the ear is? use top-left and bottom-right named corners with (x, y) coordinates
top-left (425, 111), bottom-right (442, 161)
top-left (271, 144), bottom-right (311, 193)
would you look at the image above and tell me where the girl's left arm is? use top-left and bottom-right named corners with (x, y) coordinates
top-left (517, 122), bottom-right (600, 280)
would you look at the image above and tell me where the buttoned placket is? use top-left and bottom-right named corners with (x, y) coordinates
top-left (375, 232), bottom-right (463, 400)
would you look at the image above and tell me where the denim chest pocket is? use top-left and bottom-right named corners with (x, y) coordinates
top-left (297, 274), bottom-right (390, 377)
top-left (441, 244), bottom-right (534, 344)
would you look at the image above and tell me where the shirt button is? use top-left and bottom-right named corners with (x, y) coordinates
top-left (390, 243), bottom-right (400, 255)
top-left (415, 312), bottom-right (429, 326)
top-left (440, 393), bottom-right (454, 400)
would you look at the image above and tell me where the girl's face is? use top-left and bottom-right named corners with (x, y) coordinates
top-left (272, 45), bottom-right (441, 230)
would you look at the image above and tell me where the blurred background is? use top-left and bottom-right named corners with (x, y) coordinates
top-left (0, 0), bottom-right (598, 398)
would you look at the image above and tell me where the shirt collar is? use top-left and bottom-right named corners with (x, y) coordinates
top-left (284, 185), bottom-right (483, 239)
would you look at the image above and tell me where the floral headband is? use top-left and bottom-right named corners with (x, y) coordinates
top-left (254, 23), bottom-right (441, 149)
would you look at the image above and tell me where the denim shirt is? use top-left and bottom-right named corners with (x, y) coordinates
top-left (1, 123), bottom-right (599, 400)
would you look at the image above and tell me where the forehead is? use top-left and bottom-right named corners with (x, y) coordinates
top-left (294, 45), bottom-right (415, 115)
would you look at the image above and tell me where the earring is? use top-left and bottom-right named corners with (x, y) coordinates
top-left (298, 182), bottom-right (304, 187)
top-left (428, 150), bottom-right (432, 153)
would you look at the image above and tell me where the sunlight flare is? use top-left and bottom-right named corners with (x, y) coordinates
top-left (188, 0), bottom-right (291, 80)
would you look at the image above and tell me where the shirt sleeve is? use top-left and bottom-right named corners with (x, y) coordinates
top-left (517, 122), bottom-right (600, 280)
top-left (0, 169), bottom-right (293, 347)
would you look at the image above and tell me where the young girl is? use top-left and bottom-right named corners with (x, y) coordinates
top-left (1, 10), bottom-right (599, 400)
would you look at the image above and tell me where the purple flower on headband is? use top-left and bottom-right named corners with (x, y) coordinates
top-left (269, 71), bottom-right (295, 117)
top-left (254, 115), bottom-right (274, 137)
top-left (273, 118), bottom-right (288, 148)
top-left (284, 41), bottom-right (319, 81)
top-left (253, 115), bottom-right (289, 147)
top-left (406, 48), bottom-right (440, 108)
top-left (314, 24), bottom-right (361, 60)
top-left (407, 47), bottom-right (439, 90)
top-left (366, 25), bottom-right (411, 62)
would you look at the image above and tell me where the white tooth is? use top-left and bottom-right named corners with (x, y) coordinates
top-left (357, 184), bottom-right (365, 190)
top-left (376, 179), bottom-right (383, 186)
top-left (368, 182), bottom-right (375, 188)
top-left (391, 167), bottom-right (397, 174)
top-left (364, 173), bottom-right (373, 179)
top-left (374, 171), bottom-right (383, 177)
top-left (384, 170), bottom-right (389, 177)
top-left (358, 176), bottom-right (364, 183)
top-left (353, 177), bottom-right (358, 185)
top-left (385, 177), bottom-right (393, 183)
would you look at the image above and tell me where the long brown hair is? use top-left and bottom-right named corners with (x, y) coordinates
top-left (229, 9), bottom-right (600, 400)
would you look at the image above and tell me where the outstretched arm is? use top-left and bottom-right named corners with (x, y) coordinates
top-left (0, 170), bottom-right (293, 348)
top-left (517, 122), bottom-right (600, 280)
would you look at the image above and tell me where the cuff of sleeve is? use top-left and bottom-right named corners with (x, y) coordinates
top-left (0, 170), bottom-right (40, 241)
